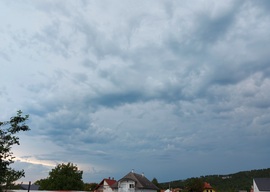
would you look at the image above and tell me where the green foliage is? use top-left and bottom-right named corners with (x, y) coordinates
top-left (0, 110), bottom-right (30, 192)
top-left (35, 162), bottom-right (84, 190)
top-left (34, 178), bottom-right (50, 190)
top-left (159, 168), bottom-right (270, 192)
top-left (185, 178), bottom-right (204, 192)
top-left (84, 182), bottom-right (98, 191)
top-left (201, 168), bottom-right (270, 192)
top-left (159, 179), bottom-right (186, 190)
top-left (152, 177), bottom-right (160, 188)
top-left (152, 177), bottom-right (160, 192)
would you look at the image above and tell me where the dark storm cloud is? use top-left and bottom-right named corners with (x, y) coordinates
top-left (256, 0), bottom-right (270, 11)
top-left (196, 5), bottom-right (239, 43)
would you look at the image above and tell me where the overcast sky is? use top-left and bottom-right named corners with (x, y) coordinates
top-left (1, 0), bottom-right (270, 184)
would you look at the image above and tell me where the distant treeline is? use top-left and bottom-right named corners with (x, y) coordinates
top-left (159, 168), bottom-right (270, 192)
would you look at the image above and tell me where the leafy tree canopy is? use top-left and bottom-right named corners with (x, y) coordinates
top-left (35, 162), bottom-right (84, 190)
top-left (185, 178), bottom-right (204, 192)
top-left (84, 182), bottom-right (98, 191)
top-left (0, 110), bottom-right (30, 192)
top-left (159, 168), bottom-right (270, 192)
top-left (152, 177), bottom-right (160, 188)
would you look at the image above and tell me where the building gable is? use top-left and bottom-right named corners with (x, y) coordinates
top-left (117, 171), bottom-right (159, 190)
top-left (95, 178), bottom-right (117, 192)
top-left (254, 178), bottom-right (270, 192)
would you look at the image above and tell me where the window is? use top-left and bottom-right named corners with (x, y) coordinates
top-left (129, 184), bottom-right (135, 188)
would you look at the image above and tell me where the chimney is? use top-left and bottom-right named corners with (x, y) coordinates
top-left (142, 172), bottom-right (144, 177)
top-left (131, 169), bottom-right (134, 173)
top-left (109, 177), bottom-right (111, 180)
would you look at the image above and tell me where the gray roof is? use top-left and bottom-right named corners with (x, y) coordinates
top-left (20, 184), bottom-right (40, 190)
top-left (254, 178), bottom-right (270, 191)
top-left (114, 172), bottom-right (159, 190)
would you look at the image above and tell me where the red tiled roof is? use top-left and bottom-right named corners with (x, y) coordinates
top-left (204, 182), bottom-right (213, 189)
top-left (104, 179), bottom-right (117, 186)
top-left (94, 178), bottom-right (117, 190)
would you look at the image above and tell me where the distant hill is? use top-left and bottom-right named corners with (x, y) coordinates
top-left (159, 168), bottom-right (270, 192)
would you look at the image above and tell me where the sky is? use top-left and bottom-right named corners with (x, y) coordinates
top-left (1, 0), bottom-right (270, 184)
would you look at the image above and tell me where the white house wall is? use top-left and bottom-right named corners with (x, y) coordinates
top-left (254, 180), bottom-right (259, 192)
top-left (114, 189), bottom-right (156, 192)
top-left (103, 181), bottom-right (114, 192)
top-left (116, 180), bottom-right (157, 192)
top-left (118, 180), bottom-right (136, 192)
top-left (96, 181), bottom-right (115, 192)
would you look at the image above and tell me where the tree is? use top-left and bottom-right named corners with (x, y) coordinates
top-left (84, 182), bottom-right (98, 191)
top-left (36, 162), bottom-right (84, 190)
top-left (152, 177), bottom-right (160, 188)
top-left (185, 178), bottom-right (204, 192)
top-left (0, 110), bottom-right (30, 192)
top-left (152, 177), bottom-right (160, 192)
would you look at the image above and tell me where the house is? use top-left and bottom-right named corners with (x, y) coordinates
top-left (160, 188), bottom-right (181, 192)
top-left (253, 178), bottom-right (270, 192)
top-left (112, 170), bottom-right (159, 192)
top-left (160, 188), bottom-right (182, 192)
top-left (95, 177), bottom-right (117, 192)
top-left (171, 188), bottom-right (181, 192)
top-left (203, 182), bottom-right (215, 192)
top-left (20, 184), bottom-right (40, 190)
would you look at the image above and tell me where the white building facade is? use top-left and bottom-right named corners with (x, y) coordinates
top-left (113, 171), bottom-right (159, 192)
top-left (95, 178), bottom-right (117, 192)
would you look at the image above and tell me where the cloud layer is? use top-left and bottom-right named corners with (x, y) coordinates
top-left (1, 0), bottom-right (270, 183)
